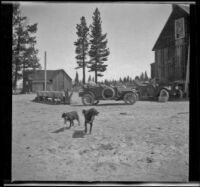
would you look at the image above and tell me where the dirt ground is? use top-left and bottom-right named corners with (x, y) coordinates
top-left (12, 93), bottom-right (189, 182)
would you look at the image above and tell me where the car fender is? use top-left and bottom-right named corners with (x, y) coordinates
top-left (121, 91), bottom-right (136, 98)
top-left (83, 91), bottom-right (94, 97)
top-left (157, 87), bottom-right (170, 97)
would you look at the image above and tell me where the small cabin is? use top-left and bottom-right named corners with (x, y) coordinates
top-left (151, 4), bottom-right (190, 85)
top-left (24, 69), bottom-right (72, 93)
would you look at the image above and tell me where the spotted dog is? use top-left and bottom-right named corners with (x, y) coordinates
top-left (61, 111), bottom-right (80, 128)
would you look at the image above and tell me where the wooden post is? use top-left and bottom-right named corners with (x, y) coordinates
top-left (44, 51), bottom-right (47, 91)
top-left (185, 37), bottom-right (190, 96)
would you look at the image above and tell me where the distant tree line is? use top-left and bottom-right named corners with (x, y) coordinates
top-left (74, 70), bottom-right (150, 87)
top-left (12, 3), bottom-right (41, 93)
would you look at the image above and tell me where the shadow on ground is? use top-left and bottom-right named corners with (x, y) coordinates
top-left (52, 126), bottom-right (71, 133)
top-left (71, 103), bottom-right (128, 107)
top-left (72, 130), bottom-right (85, 138)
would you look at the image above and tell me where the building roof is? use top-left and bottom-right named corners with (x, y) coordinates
top-left (152, 4), bottom-right (190, 51)
top-left (27, 69), bottom-right (72, 82)
top-left (176, 4), bottom-right (190, 14)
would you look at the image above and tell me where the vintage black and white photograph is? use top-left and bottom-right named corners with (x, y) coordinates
top-left (11, 2), bottom-right (190, 182)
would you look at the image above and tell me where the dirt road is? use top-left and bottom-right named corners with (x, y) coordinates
top-left (12, 93), bottom-right (189, 181)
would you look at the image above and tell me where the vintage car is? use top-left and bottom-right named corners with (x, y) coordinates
top-left (79, 83), bottom-right (138, 105)
top-left (134, 81), bottom-right (184, 101)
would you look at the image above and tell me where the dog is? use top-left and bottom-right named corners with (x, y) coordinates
top-left (61, 111), bottom-right (80, 128)
top-left (82, 108), bottom-right (99, 134)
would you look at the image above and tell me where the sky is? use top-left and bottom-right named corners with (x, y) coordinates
top-left (18, 2), bottom-right (182, 82)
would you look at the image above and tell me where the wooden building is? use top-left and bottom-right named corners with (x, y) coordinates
top-left (24, 69), bottom-right (72, 92)
top-left (151, 4), bottom-right (190, 85)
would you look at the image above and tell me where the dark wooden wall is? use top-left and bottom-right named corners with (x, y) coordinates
top-left (52, 71), bottom-right (72, 91)
top-left (152, 6), bottom-right (189, 83)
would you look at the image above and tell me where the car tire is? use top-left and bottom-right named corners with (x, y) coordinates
top-left (158, 89), bottom-right (169, 102)
top-left (175, 89), bottom-right (183, 99)
top-left (102, 87), bottom-right (115, 100)
top-left (123, 92), bottom-right (137, 105)
top-left (82, 94), bottom-right (94, 106)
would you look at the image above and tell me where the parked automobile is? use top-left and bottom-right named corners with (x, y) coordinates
top-left (79, 83), bottom-right (138, 106)
top-left (134, 80), bottom-right (184, 101)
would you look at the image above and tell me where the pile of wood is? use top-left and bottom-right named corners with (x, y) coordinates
top-left (34, 90), bottom-right (73, 104)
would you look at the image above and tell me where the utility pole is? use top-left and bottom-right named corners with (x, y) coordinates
top-left (44, 51), bottom-right (47, 91)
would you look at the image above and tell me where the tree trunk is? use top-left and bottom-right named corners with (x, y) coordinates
top-left (22, 63), bottom-right (26, 93)
top-left (95, 69), bottom-right (97, 83)
top-left (95, 60), bottom-right (98, 83)
top-left (13, 62), bottom-right (18, 90)
top-left (83, 58), bottom-right (85, 84)
top-left (13, 34), bottom-right (21, 91)
top-left (82, 40), bottom-right (85, 84)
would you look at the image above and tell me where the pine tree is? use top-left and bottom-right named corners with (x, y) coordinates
top-left (92, 77), bottom-right (95, 82)
top-left (88, 8), bottom-right (110, 83)
top-left (74, 16), bottom-right (89, 84)
top-left (104, 79), bottom-right (110, 85)
top-left (127, 76), bottom-right (130, 83)
top-left (135, 76), bottom-right (140, 81)
top-left (12, 3), bottom-right (40, 92)
top-left (88, 74), bottom-right (91, 82)
top-left (74, 71), bottom-right (79, 85)
top-left (144, 71), bottom-right (149, 81)
top-left (140, 72), bottom-right (145, 82)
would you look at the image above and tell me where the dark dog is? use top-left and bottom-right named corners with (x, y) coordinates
top-left (82, 108), bottom-right (99, 134)
top-left (61, 111), bottom-right (80, 128)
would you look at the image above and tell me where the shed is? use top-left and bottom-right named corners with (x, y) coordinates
top-left (151, 4), bottom-right (190, 84)
top-left (24, 69), bottom-right (72, 92)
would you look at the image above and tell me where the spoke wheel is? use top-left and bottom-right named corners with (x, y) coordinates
top-left (82, 94), bottom-right (94, 106)
top-left (123, 92), bottom-right (136, 105)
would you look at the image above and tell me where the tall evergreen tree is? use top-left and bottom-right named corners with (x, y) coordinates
top-left (88, 8), bottom-right (110, 83)
top-left (140, 72), bottom-right (145, 81)
top-left (127, 76), bottom-right (130, 83)
top-left (144, 71), bottom-right (149, 81)
top-left (74, 71), bottom-right (79, 85)
top-left (88, 74), bottom-right (91, 82)
top-left (135, 76), bottom-right (140, 81)
top-left (12, 3), bottom-right (40, 92)
top-left (92, 77), bottom-right (95, 82)
top-left (74, 16), bottom-right (89, 84)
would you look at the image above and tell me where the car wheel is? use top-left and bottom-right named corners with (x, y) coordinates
top-left (102, 87), bottom-right (115, 100)
top-left (82, 94), bottom-right (94, 106)
top-left (175, 89), bottom-right (183, 99)
top-left (158, 89), bottom-right (169, 102)
top-left (123, 92), bottom-right (137, 105)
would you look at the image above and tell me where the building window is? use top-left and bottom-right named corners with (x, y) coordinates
top-left (175, 17), bottom-right (185, 40)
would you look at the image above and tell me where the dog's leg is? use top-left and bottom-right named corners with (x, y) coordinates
top-left (84, 122), bottom-right (87, 134)
top-left (89, 116), bottom-right (95, 134)
top-left (89, 122), bottom-right (93, 134)
top-left (69, 121), bottom-right (72, 128)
